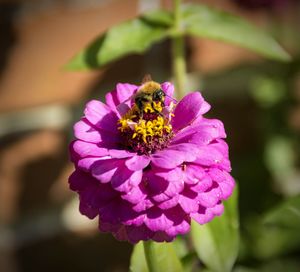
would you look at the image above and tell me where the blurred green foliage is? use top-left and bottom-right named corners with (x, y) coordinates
top-left (245, 196), bottom-right (300, 260)
top-left (130, 241), bottom-right (183, 272)
top-left (67, 4), bottom-right (289, 70)
top-left (191, 187), bottom-right (239, 272)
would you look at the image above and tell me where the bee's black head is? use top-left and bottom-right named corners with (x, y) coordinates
top-left (152, 89), bottom-right (165, 101)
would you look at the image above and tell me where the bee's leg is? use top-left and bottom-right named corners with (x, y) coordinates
top-left (135, 100), bottom-right (144, 121)
top-left (139, 110), bottom-right (143, 120)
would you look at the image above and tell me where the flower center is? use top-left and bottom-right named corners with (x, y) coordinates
top-left (118, 101), bottom-right (175, 155)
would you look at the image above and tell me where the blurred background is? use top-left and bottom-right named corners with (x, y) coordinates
top-left (0, 0), bottom-right (299, 271)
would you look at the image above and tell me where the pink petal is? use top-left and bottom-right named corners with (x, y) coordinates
top-left (199, 101), bottom-right (211, 115)
top-left (121, 183), bottom-right (147, 205)
top-left (178, 189), bottom-right (199, 213)
top-left (211, 202), bottom-right (224, 216)
top-left (161, 82), bottom-right (174, 97)
top-left (105, 89), bottom-right (119, 111)
top-left (111, 166), bottom-right (142, 193)
top-left (69, 170), bottom-right (117, 219)
top-left (116, 102), bottom-right (131, 117)
top-left (145, 168), bottom-right (184, 203)
top-left (183, 164), bottom-right (206, 185)
top-left (144, 171), bottom-right (168, 198)
top-left (116, 83), bottom-right (138, 104)
top-left (99, 200), bottom-right (140, 225)
top-left (69, 169), bottom-right (93, 191)
top-left (191, 205), bottom-right (214, 225)
top-left (145, 208), bottom-right (173, 232)
top-left (151, 143), bottom-right (200, 169)
top-left (193, 146), bottom-right (226, 168)
top-left (105, 83), bottom-right (137, 116)
top-left (197, 184), bottom-right (222, 208)
top-left (208, 168), bottom-right (235, 200)
top-left (113, 226), bottom-right (128, 241)
top-left (190, 175), bottom-right (213, 193)
top-left (209, 139), bottom-right (230, 162)
top-left (90, 158), bottom-right (123, 183)
top-left (80, 182), bottom-right (117, 210)
top-left (126, 225), bottom-right (154, 243)
top-left (109, 149), bottom-right (135, 159)
top-left (99, 221), bottom-right (121, 233)
top-left (71, 140), bottom-right (108, 158)
top-left (151, 193), bottom-right (171, 203)
top-left (166, 220), bottom-right (190, 236)
top-left (161, 82), bottom-right (175, 106)
top-left (132, 198), bottom-right (154, 212)
top-left (171, 118), bottom-right (226, 146)
top-left (199, 118), bottom-right (226, 138)
top-left (154, 168), bottom-right (185, 198)
top-left (191, 203), bottom-right (224, 224)
top-left (125, 155), bottom-right (151, 171)
top-left (84, 100), bottom-right (118, 132)
top-left (164, 206), bottom-right (191, 236)
top-left (79, 201), bottom-right (98, 219)
top-left (123, 213), bottom-right (146, 227)
top-left (158, 195), bottom-right (179, 210)
top-left (78, 157), bottom-right (104, 172)
top-left (172, 92), bottom-right (211, 132)
top-left (151, 149), bottom-right (186, 169)
top-left (74, 119), bottom-right (101, 143)
top-left (74, 118), bottom-right (121, 145)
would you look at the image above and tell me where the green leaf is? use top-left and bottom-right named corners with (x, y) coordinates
top-left (173, 237), bottom-right (196, 272)
top-left (172, 236), bottom-right (189, 259)
top-left (191, 186), bottom-right (239, 272)
top-left (130, 241), bottom-right (184, 272)
top-left (182, 4), bottom-right (291, 62)
top-left (130, 242), bottom-right (149, 272)
top-left (66, 11), bottom-right (171, 70)
top-left (263, 196), bottom-right (300, 226)
top-left (248, 196), bottom-right (300, 259)
top-left (143, 241), bottom-right (183, 272)
top-left (142, 9), bottom-right (173, 27)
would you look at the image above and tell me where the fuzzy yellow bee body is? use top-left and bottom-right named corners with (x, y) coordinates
top-left (134, 77), bottom-right (166, 119)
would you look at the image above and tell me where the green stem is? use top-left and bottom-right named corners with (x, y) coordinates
top-left (172, 0), bottom-right (186, 98)
top-left (143, 241), bottom-right (159, 272)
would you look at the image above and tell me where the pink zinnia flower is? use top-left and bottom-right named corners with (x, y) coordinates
top-left (69, 81), bottom-right (234, 243)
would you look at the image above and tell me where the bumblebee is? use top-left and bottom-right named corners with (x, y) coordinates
top-left (134, 76), bottom-right (166, 118)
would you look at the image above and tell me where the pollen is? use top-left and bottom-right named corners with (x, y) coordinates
top-left (132, 116), bottom-right (170, 143)
top-left (118, 106), bottom-right (137, 132)
top-left (118, 101), bottom-right (174, 155)
top-left (153, 101), bottom-right (163, 112)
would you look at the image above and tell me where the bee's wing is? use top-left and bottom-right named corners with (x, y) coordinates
top-left (114, 94), bottom-right (135, 117)
top-left (116, 102), bottom-right (131, 117)
top-left (122, 93), bottom-right (135, 104)
top-left (142, 74), bottom-right (152, 84)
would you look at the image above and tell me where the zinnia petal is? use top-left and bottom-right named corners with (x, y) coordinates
top-left (84, 100), bottom-right (120, 136)
top-left (151, 143), bottom-right (200, 169)
top-left (125, 155), bottom-right (151, 171)
top-left (74, 118), bottom-right (121, 145)
top-left (172, 92), bottom-right (211, 132)
top-left (145, 208), bottom-right (173, 232)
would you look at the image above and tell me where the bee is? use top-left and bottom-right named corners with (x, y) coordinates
top-left (134, 75), bottom-right (166, 119)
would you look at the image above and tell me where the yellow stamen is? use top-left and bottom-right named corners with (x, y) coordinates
top-left (118, 101), bottom-right (173, 143)
top-left (153, 101), bottom-right (163, 112)
top-left (144, 104), bottom-right (154, 113)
